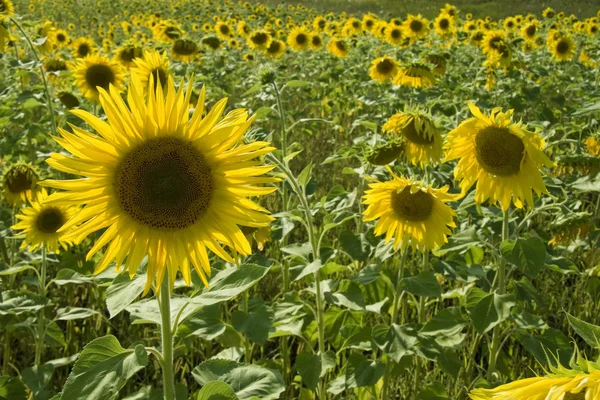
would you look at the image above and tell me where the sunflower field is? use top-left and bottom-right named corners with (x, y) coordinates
top-left (2, 0), bottom-right (600, 399)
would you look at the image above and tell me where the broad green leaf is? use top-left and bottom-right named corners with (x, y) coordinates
top-left (0, 264), bottom-right (37, 276)
top-left (178, 304), bottom-right (226, 340)
top-left (296, 352), bottom-right (321, 391)
top-left (0, 376), bottom-right (27, 400)
top-left (56, 307), bottom-right (99, 321)
top-left (501, 237), bottom-right (547, 278)
top-left (400, 272), bottom-right (442, 298)
top-left (106, 260), bottom-right (148, 318)
top-left (232, 300), bottom-right (273, 345)
top-left (345, 353), bottom-right (385, 388)
top-left (193, 264), bottom-right (270, 306)
top-left (60, 335), bottom-right (148, 400)
top-left (0, 290), bottom-right (48, 316)
top-left (197, 382), bottom-right (238, 400)
top-left (22, 364), bottom-right (55, 400)
top-left (338, 231), bottom-right (369, 262)
top-left (519, 328), bottom-right (572, 366)
top-left (566, 313), bottom-right (600, 348)
top-left (372, 323), bottom-right (418, 363)
top-left (51, 269), bottom-right (93, 286)
top-left (284, 80), bottom-right (310, 88)
top-left (471, 293), bottom-right (515, 334)
top-left (420, 307), bottom-right (468, 339)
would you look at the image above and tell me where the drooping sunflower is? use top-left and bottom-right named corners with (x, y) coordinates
top-left (42, 74), bottom-right (278, 294)
top-left (402, 14), bottom-right (429, 39)
top-left (44, 57), bottom-right (68, 81)
top-left (548, 212), bottom-right (593, 248)
top-left (114, 45), bottom-right (144, 68)
top-left (288, 27), bottom-right (310, 51)
top-left (549, 35), bottom-right (576, 61)
top-left (444, 102), bottom-right (554, 211)
top-left (1, 162), bottom-right (40, 206)
top-left (393, 62), bottom-right (436, 88)
top-left (131, 49), bottom-right (170, 92)
top-left (362, 168), bottom-right (459, 252)
top-left (171, 38), bottom-right (199, 63)
top-left (12, 189), bottom-right (76, 253)
top-left (382, 109), bottom-right (443, 166)
top-left (73, 54), bottom-right (125, 102)
top-left (71, 37), bottom-right (97, 59)
top-left (153, 21), bottom-right (184, 43)
top-left (265, 39), bottom-right (285, 58)
top-left (57, 91), bottom-right (80, 109)
top-left (247, 29), bottom-right (272, 50)
top-left (368, 56), bottom-right (399, 84)
top-left (425, 53), bottom-right (449, 75)
top-left (327, 37), bottom-right (349, 57)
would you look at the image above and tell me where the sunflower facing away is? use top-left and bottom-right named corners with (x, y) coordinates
top-left (327, 37), bottom-right (349, 58)
top-left (362, 168), bottom-right (459, 252)
top-left (444, 102), bottom-right (554, 211)
top-left (248, 29), bottom-right (272, 50)
top-left (12, 189), bottom-right (76, 253)
top-left (393, 62), bottom-right (436, 88)
top-left (369, 56), bottom-right (399, 83)
top-left (73, 54), bottom-right (125, 101)
top-left (42, 74), bottom-right (278, 294)
top-left (2, 162), bottom-right (40, 206)
top-left (171, 39), bottom-right (199, 63)
top-left (382, 110), bottom-right (443, 166)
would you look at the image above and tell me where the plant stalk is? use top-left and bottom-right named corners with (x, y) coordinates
top-left (34, 245), bottom-right (47, 366)
top-left (158, 277), bottom-right (176, 400)
top-left (413, 251), bottom-right (429, 397)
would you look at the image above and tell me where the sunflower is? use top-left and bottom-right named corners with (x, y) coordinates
top-left (202, 36), bottom-right (221, 50)
top-left (548, 212), bottom-right (593, 247)
top-left (44, 57), bottom-right (68, 81)
top-left (362, 168), bottom-right (459, 252)
top-left (503, 17), bottom-right (517, 31)
top-left (242, 53), bottom-right (255, 62)
top-left (393, 62), bottom-right (436, 88)
top-left (248, 29), bottom-right (272, 50)
top-left (171, 39), bottom-right (198, 63)
top-left (521, 22), bottom-right (538, 41)
top-left (444, 103), bottom-right (554, 211)
top-left (57, 91), bottom-right (80, 109)
top-left (327, 37), bottom-right (349, 57)
top-left (313, 16), bottom-right (326, 31)
top-left (73, 54), bottom-right (125, 102)
top-left (585, 137), bottom-right (600, 157)
top-left (549, 35), bottom-right (576, 61)
top-left (542, 7), bottom-right (555, 19)
top-left (114, 45), bottom-right (144, 68)
top-left (434, 13), bottom-right (455, 37)
top-left (366, 140), bottom-right (405, 166)
top-left (385, 24), bottom-right (404, 45)
top-left (215, 21), bottom-right (232, 39)
top-left (309, 33), bottom-right (323, 50)
top-left (0, 0), bottom-right (15, 21)
top-left (35, 21), bottom-right (55, 53)
top-left (153, 21), bottom-right (184, 43)
top-left (482, 29), bottom-right (507, 56)
top-left (402, 14), bottom-right (429, 39)
top-left (2, 162), bottom-right (40, 206)
top-left (51, 29), bottom-right (69, 48)
top-left (12, 189), bottom-right (76, 253)
top-left (265, 39), bottom-right (285, 58)
top-left (369, 56), bottom-right (399, 84)
top-left (288, 27), bottom-right (310, 51)
top-left (425, 53), bottom-right (448, 75)
top-left (131, 49), bottom-right (170, 92)
top-left (42, 74), bottom-right (278, 294)
top-left (382, 109), bottom-right (443, 166)
top-left (237, 20), bottom-right (250, 37)
top-left (71, 37), bottom-right (97, 59)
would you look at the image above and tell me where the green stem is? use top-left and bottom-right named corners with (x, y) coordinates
top-left (34, 245), bottom-right (47, 366)
top-left (2, 330), bottom-right (9, 375)
top-left (487, 210), bottom-right (510, 381)
top-left (382, 250), bottom-right (408, 400)
top-left (158, 277), bottom-right (175, 400)
top-left (243, 290), bottom-right (252, 363)
top-left (9, 17), bottom-right (58, 138)
top-left (413, 251), bottom-right (429, 397)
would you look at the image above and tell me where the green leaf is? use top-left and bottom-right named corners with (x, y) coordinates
top-left (500, 237), bottom-right (547, 278)
top-left (297, 162), bottom-right (313, 192)
top-left (400, 272), bottom-right (442, 298)
top-left (284, 80), bottom-right (310, 89)
top-left (345, 354), bottom-right (385, 388)
top-left (106, 262), bottom-right (147, 318)
top-left (0, 265), bottom-right (37, 276)
top-left (338, 231), bottom-right (369, 262)
top-left (420, 307), bottom-right (468, 338)
top-left (231, 300), bottom-right (273, 345)
top-left (566, 313), bottom-right (600, 348)
top-left (197, 382), bottom-right (238, 400)
top-left (23, 98), bottom-right (43, 110)
top-left (178, 304), bottom-right (226, 341)
top-left (253, 106), bottom-right (273, 119)
top-left (56, 307), bottom-right (99, 321)
top-left (372, 323), bottom-right (418, 363)
top-left (242, 82), bottom-right (262, 97)
top-left (471, 293), bottom-right (515, 334)
top-left (22, 364), bottom-right (55, 400)
top-left (0, 376), bottom-right (27, 400)
top-left (51, 269), bottom-right (93, 286)
top-left (296, 352), bottom-right (321, 391)
top-left (519, 328), bottom-right (572, 366)
top-left (192, 360), bottom-right (284, 400)
top-left (193, 264), bottom-right (270, 306)
top-left (60, 335), bottom-right (148, 400)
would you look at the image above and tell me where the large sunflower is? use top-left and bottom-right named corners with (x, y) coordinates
top-left (247, 29), bottom-right (272, 50)
top-left (42, 75), bottom-right (277, 294)
top-left (130, 49), bottom-right (171, 92)
top-left (369, 56), bottom-right (399, 83)
top-left (1, 162), bottom-right (40, 206)
top-left (362, 168), bottom-right (459, 252)
top-left (549, 35), bottom-right (576, 61)
top-left (287, 27), bottom-right (310, 51)
top-left (444, 103), bottom-right (554, 211)
top-left (73, 54), bottom-right (125, 102)
top-left (402, 14), bottom-right (429, 39)
top-left (12, 189), bottom-right (76, 253)
top-left (382, 110), bottom-right (443, 166)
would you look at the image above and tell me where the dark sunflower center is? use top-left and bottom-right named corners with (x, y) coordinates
top-left (164, 26), bottom-right (181, 40)
top-left (295, 33), bottom-right (307, 44)
top-left (376, 59), bottom-right (395, 74)
top-left (318, 20), bottom-right (326, 28)
top-left (391, 29), bottom-right (401, 38)
top-left (85, 64), bottom-right (115, 92)
top-left (173, 39), bottom-right (197, 55)
top-left (475, 126), bottom-right (525, 176)
top-left (312, 36), bottom-right (321, 46)
top-left (556, 40), bottom-right (569, 54)
top-left (410, 19), bottom-right (423, 32)
top-left (120, 47), bottom-right (142, 62)
top-left (391, 186), bottom-right (434, 222)
top-left (507, 21), bottom-right (514, 28)
top-left (78, 44), bottom-right (90, 57)
top-left (36, 208), bottom-right (65, 234)
top-left (252, 32), bottom-right (268, 45)
top-left (489, 37), bottom-right (502, 50)
top-left (4, 169), bottom-right (35, 193)
top-left (352, 21), bottom-right (360, 29)
top-left (219, 25), bottom-right (230, 34)
top-left (46, 59), bottom-right (67, 72)
top-left (57, 33), bottom-right (66, 42)
top-left (526, 25), bottom-right (536, 36)
top-left (114, 137), bottom-right (213, 230)
top-left (267, 41), bottom-right (281, 53)
top-left (366, 20), bottom-right (373, 28)
top-left (592, 26), bottom-right (598, 33)
top-left (0, 1), bottom-right (5, 12)
top-left (439, 19), bottom-right (449, 29)
top-left (335, 41), bottom-right (346, 51)
top-left (402, 119), bottom-right (434, 145)
top-left (473, 32), bottom-right (484, 41)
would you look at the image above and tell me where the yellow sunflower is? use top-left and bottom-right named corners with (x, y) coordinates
top-left (130, 49), bottom-right (171, 92)
top-left (247, 29), bottom-right (272, 50)
top-left (171, 39), bottom-right (199, 63)
top-left (362, 168), bottom-right (459, 252)
top-left (309, 33), bottom-right (323, 50)
top-left (521, 22), bottom-right (538, 41)
top-left (73, 54), bottom-right (125, 102)
top-left (393, 62), bottom-right (436, 88)
top-left (153, 21), bottom-right (184, 43)
top-left (434, 13), bottom-right (455, 37)
top-left (542, 7), bottom-right (555, 19)
top-left (482, 29), bottom-right (507, 56)
top-left (237, 20), bottom-right (250, 37)
top-left (313, 16), bottom-right (327, 31)
top-left (114, 45), bottom-right (144, 69)
top-left (42, 74), bottom-right (278, 294)
top-left (369, 56), bottom-right (399, 84)
top-left (585, 137), bottom-right (600, 157)
top-left (0, 0), bottom-right (15, 21)
top-left (1, 162), bottom-right (40, 207)
top-left (382, 110), bottom-right (443, 167)
top-left (12, 189), bottom-right (76, 253)
top-left (549, 35), bottom-right (576, 61)
top-left (265, 39), bottom-right (285, 58)
top-left (402, 14), bottom-right (429, 39)
top-left (215, 21), bottom-right (233, 39)
top-left (385, 24), bottom-right (404, 45)
top-left (288, 27), bottom-right (310, 51)
top-left (327, 37), bottom-right (349, 57)
top-left (444, 102), bottom-right (554, 211)
top-left (71, 37), bottom-right (97, 59)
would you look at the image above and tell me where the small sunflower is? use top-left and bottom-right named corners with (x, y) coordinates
top-left (368, 56), bottom-right (399, 84)
top-left (0, 0), bottom-right (15, 21)
top-left (393, 62), bottom-right (436, 88)
top-left (237, 20), bottom-right (250, 37)
top-left (362, 168), bottom-right (459, 252)
top-left (542, 7), bottom-right (555, 19)
top-left (114, 45), bottom-right (144, 68)
top-left (549, 35), bottom-right (576, 61)
top-left (265, 39), bottom-right (285, 58)
top-left (51, 29), bottom-right (70, 48)
top-left (382, 109), bottom-right (443, 166)
top-left (327, 37), bottom-right (349, 57)
top-left (71, 37), bottom-right (97, 59)
top-left (248, 29), bottom-right (272, 50)
top-left (309, 33), bottom-right (323, 50)
top-left (521, 22), bottom-right (538, 41)
top-left (482, 29), bottom-right (507, 56)
top-left (43, 74), bottom-right (277, 294)
top-left (2, 162), bottom-right (40, 206)
top-left (12, 189), bottom-right (76, 253)
top-left (402, 14), bottom-right (429, 39)
top-left (585, 136), bottom-right (600, 157)
top-left (131, 49), bottom-right (171, 92)
top-left (73, 54), bottom-right (125, 102)
top-left (215, 21), bottom-right (232, 39)
top-left (385, 24), bottom-right (404, 45)
top-left (288, 27), bottom-right (310, 51)
top-left (444, 102), bottom-right (554, 211)
top-left (171, 39), bottom-right (199, 63)
top-left (434, 13), bottom-right (455, 37)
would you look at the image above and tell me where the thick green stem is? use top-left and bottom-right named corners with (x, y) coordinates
top-left (34, 245), bottom-right (47, 366)
top-left (488, 210), bottom-right (510, 381)
top-left (158, 277), bottom-right (175, 400)
top-left (2, 330), bottom-right (9, 375)
top-left (413, 251), bottom-right (429, 397)
top-left (243, 290), bottom-right (252, 363)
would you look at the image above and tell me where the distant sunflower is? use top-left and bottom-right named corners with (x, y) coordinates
top-left (44, 57), bottom-right (68, 80)
top-left (585, 137), bottom-right (600, 157)
top-left (43, 74), bottom-right (277, 294)
top-left (248, 29), bottom-right (272, 50)
top-left (202, 36), bottom-right (221, 50)
top-left (172, 38), bottom-right (199, 62)
top-left (215, 21), bottom-right (232, 39)
top-left (362, 168), bottom-right (459, 252)
top-left (444, 102), bottom-right (554, 211)
top-left (115, 45), bottom-right (144, 68)
top-left (237, 20), bottom-right (250, 37)
top-left (521, 22), bottom-right (538, 41)
top-left (242, 52), bottom-right (255, 61)
top-left (309, 33), bottom-right (323, 50)
top-left (154, 21), bottom-right (184, 43)
top-left (12, 189), bottom-right (76, 253)
top-left (385, 24), bottom-right (404, 45)
top-left (542, 7), bottom-right (555, 19)
top-left (0, 0), bottom-right (15, 21)
top-left (51, 29), bottom-right (70, 48)
top-left (265, 39), bottom-right (285, 58)
top-left (313, 16), bottom-right (327, 31)
top-left (73, 54), bottom-right (125, 101)
top-left (549, 35), bottom-right (576, 61)
top-left (393, 62), bottom-right (436, 88)
top-left (327, 37), bottom-right (349, 57)
top-left (288, 27), bottom-right (310, 51)
top-left (71, 37), bottom-right (97, 58)
top-left (382, 109), bottom-right (443, 166)
top-left (434, 13), bottom-right (454, 37)
top-left (131, 49), bottom-right (170, 92)
top-left (1, 162), bottom-right (40, 207)
top-left (482, 29), bottom-right (507, 56)
top-left (369, 56), bottom-right (399, 84)
top-left (548, 212), bottom-right (593, 247)
top-left (403, 14), bottom-right (429, 39)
